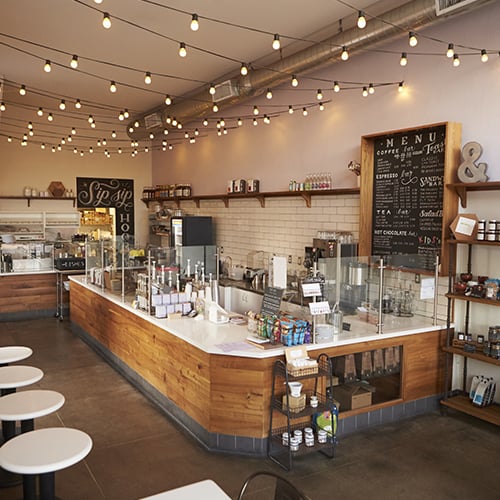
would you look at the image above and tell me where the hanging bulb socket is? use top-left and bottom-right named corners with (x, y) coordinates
top-left (44, 60), bottom-right (52, 73)
top-left (480, 49), bottom-right (488, 62)
top-left (357, 11), bottom-right (366, 29)
top-left (190, 14), bottom-right (199, 32)
top-left (144, 72), bottom-right (152, 85)
top-left (70, 55), bottom-right (78, 69)
top-left (179, 42), bottom-right (187, 57)
top-left (240, 63), bottom-right (248, 76)
top-left (316, 89), bottom-right (323, 100)
top-left (266, 88), bottom-right (273, 99)
top-left (341, 46), bottom-right (349, 61)
top-left (446, 43), bottom-right (454, 58)
top-left (368, 83), bottom-right (375, 94)
top-left (333, 81), bottom-right (340, 92)
top-left (408, 32), bottom-right (418, 47)
top-left (452, 54), bottom-right (460, 67)
top-left (109, 81), bottom-right (117, 93)
top-left (59, 99), bottom-right (66, 110)
top-left (272, 34), bottom-right (281, 50)
top-left (19, 84), bottom-right (27, 96)
top-left (165, 95), bottom-right (172, 105)
top-left (253, 105), bottom-right (259, 115)
top-left (400, 52), bottom-right (408, 66)
top-left (398, 81), bottom-right (404, 93)
top-left (75, 99), bottom-right (82, 109)
top-left (291, 75), bottom-right (298, 87)
top-left (102, 12), bottom-right (111, 29)
top-left (209, 84), bottom-right (216, 95)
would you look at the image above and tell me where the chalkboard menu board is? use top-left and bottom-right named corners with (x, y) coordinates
top-left (359, 122), bottom-right (461, 274)
top-left (76, 177), bottom-right (134, 239)
top-left (261, 287), bottom-right (283, 316)
top-left (371, 125), bottom-right (446, 270)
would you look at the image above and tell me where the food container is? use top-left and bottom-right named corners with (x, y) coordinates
top-left (288, 382), bottom-right (303, 397)
top-left (246, 179), bottom-right (260, 193)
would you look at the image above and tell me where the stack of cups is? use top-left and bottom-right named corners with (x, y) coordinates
top-left (318, 429), bottom-right (328, 444)
top-left (304, 427), bottom-right (314, 447)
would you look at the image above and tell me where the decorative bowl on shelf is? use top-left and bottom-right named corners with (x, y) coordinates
top-left (460, 273), bottom-right (472, 282)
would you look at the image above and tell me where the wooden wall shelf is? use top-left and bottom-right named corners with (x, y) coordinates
top-left (0, 195), bottom-right (76, 208)
top-left (141, 187), bottom-right (360, 209)
top-left (447, 181), bottom-right (500, 208)
top-left (441, 394), bottom-right (500, 426)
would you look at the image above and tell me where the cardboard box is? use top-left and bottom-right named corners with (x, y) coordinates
top-left (282, 393), bottom-right (306, 413)
top-left (331, 383), bottom-right (374, 410)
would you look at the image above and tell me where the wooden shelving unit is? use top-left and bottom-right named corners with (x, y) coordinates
top-left (0, 195), bottom-right (76, 208)
top-left (141, 187), bottom-right (360, 209)
top-left (447, 180), bottom-right (500, 208)
top-left (441, 394), bottom-right (500, 426)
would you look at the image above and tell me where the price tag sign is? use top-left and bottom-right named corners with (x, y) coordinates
top-left (301, 282), bottom-right (322, 297)
top-left (309, 301), bottom-right (331, 316)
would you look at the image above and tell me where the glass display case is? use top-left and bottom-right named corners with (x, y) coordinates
top-left (0, 241), bottom-right (54, 273)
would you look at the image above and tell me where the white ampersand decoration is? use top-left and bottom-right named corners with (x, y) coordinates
top-left (457, 141), bottom-right (489, 183)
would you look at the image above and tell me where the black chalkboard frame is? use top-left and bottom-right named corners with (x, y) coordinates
top-left (359, 122), bottom-right (462, 275)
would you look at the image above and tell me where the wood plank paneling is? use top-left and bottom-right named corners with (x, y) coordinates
top-left (0, 273), bottom-right (56, 313)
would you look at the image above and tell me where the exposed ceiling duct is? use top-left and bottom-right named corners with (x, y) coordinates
top-left (127, 0), bottom-right (489, 140)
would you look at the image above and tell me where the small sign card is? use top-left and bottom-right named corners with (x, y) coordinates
top-left (301, 282), bottom-right (322, 297)
top-left (308, 301), bottom-right (331, 316)
top-left (261, 287), bottom-right (284, 316)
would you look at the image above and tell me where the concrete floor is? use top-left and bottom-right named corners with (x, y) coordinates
top-left (0, 317), bottom-right (498, 500)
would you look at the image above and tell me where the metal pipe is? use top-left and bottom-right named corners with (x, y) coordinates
top-left (377, 258), bottom-right (385, 334)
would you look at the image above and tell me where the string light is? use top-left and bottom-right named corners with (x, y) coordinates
top-left (19, 84), bottom-right (27, 95)
top-left (118, 111), bottom-right (125, 121)
top-left (134, 120), bottom-right (140, 127)
top-left (203, 118), bottom-right (208, 126)
top-left (291, 75), bottom-right (298, 87)
top-left (43, 60), bottom-right (52, 72)
top-left (253, 105), bottom-right (259, 115)
top-left (41, 143), bottom-right (45, 149)
top-left (408, 32), bottom-right (418, 47)
top-left (109, 81), bottom-right (117, 93)
top-left (368, 83), bottom-right (375, 94)
top-left (209, 84), bottom-right (216, 95)
top-left (319, 102), bottom-right (325, 111)
top-left (37, 107), bottom-right (43, 116)
top-left (446, 43), bottom-right (454, 58)
top-left (88, 115), bottom-right (94, 123)
top-left (263, 115), bottom-right (270, 124)
top-left (452, 54), bottom-right (460, 67)
top-left (59, 99), bottom-right (66, 110)
top-left (398, 81), bottom-right (405, 93)
top-left (70, 55), bottom-right (78, 69)
top-left (316, 89), bottom-right (323, 100)
top-left (194, 128), bottom-right (199, 136)
top-left (253, 118), bottom-right (258, 126)
top-left (266, 88), bottom-right (273, 99)
top-left (400, 52), bottom-right (408, 66)
top-left (272, 34), bottom-right (281, 50)
top-left (111, 130), bottom-right (117, 138)
top-left (302, 107), bottom-right (308, 116)
top-left (123, 109), bottom-right (129, 118)
top-left (190, 14), bottom-right (199, 31)
top-left (341, 46), bottom-right (349, 61)
top-left (7, 136), bottom-right (12, 142)
top-left (240, 63), bottom-right (248, 76)
top-left (179, 42), bottom-right (187, 57)
top-left (288, 105), bottom-right (294, 114)
top-left (71, 127), bottom-right (76, 135)
top-left (480, 49), bottom-right (488, 62)
top-left (237, 118), bottom-right (243, 126)
top-left (163, 129), bottom-right (169, 135)
top-left (220, 118), bottom-right (225, 126)
top-left (212, 103), bottom-right (219, 112)
top-left (144, 72), bottom-right (152, 84)
top-left (94, 0), bottom-right (103, 4)
top-left (333, 81), bottom-right (340, 92)
top-left (47, 113), bottom-right (53, 121)
top-left (28, 122), bottom-right (33, 129)
top-left (102, 12), bottom-right (111, 29)
top-left (165, 95), bottom-right (172, 105)
top-left (357, 11), bottom-right (366, 29)
top-left (75, 99), bottom-right (82, 109)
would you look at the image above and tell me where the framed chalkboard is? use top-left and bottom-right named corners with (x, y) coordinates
top-left (359, 122), bottom-right (461, 274)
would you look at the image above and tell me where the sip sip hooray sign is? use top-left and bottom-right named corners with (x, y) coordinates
top-left (76, 177), bottom-right (134, 238)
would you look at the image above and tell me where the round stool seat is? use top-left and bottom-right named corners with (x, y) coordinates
top-left (0, 366), bottom-right (43, 390)
top-left (0, 390), bottom-right (65, 421)
top-left (0, 347), bottom-right (33, 365)
top-left (0, 427), bottom-right (92, 475)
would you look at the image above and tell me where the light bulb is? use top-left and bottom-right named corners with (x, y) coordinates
top-left (47, 113), bottom-right (53, 121)
top-left (190, 14), bottom-right (199, 32)
top-left (61, 137), bottom-right (65, 144)
top-left (123, 109), bottom-right (129, 118)
top-left (111, 130), bottom-right (117, 138)
top-left (71, 127), bottom-right (76, 135)
top-left (341, 46), bottom-right (349, 61)
top-left (149, 133), bottom-right (155, 139)
top-left (408, 32), bottom-right (418, 47)
top-left (240, 63), bottom-right (248, 76)
top-left (163, 129), bottom-right (169, 135)
top-left (23, 134), bottom-right (28, 141)
top-left (165, 95), bottom-right (172, 105)
top-left (264, 115), bottom-right (270, 124)
top-left (316, 89), bottom-right (323, 100)
top-left (7, 136), bottom-right (12, 142)
top-left (90, 122), bottom-right (96, 128)
top-left (398, 81), bottom-right (404, 93)
top-left (217, 130), bottom-right (222, 137)
top-left (44, 60), bottom-right (52, 72)
top-left (177, 123), bottom-right (182, 129)
top-left (400, 52), bottom-right (408, 66)
top-left (184, 132), bottom-right (189, 139)
top-left (88, 115), bottom-right (94, 123)
top-left (302, 107), bottom-right (308, 116)
top-left (453, 54), bottom-right (460, 67)
top-left (75, 99), bottom-right (82, 109)
top-left (41, 143), bottom-right (45, 149)
top-left (194, 128), bottom-right (199, 136)
top-left (333, 81), bottom-right (340, 92)
top-left (266, 88), bottom-right (273, 99)
top-left (253, 105), bottom-right (259, 115)
top-left (70, 55), bottom-right (78, 69)
top-left (19, 84), bottom-right (26, 95)
top-left (0, 102), bottom-right (6, 111)
top-left (59, 100), bottom-right (66, 110)
top-left (179, 42), bottom-right (187, 57)
top-left (128, 127), bottom-right (134, 133)
top-left (291, 75), bottom-right (298, 87)
top-left (357, 11), bottom-right (366, 29)
top-left (220, 118), bottom-right (225, 127)
top-left (166, 116), bottom-right (172, 124)
top-left (272, 34), bottom-right (280, 50)
top-left (134, 120), bottom-right (140, 128)
top-left (110, 81), bottom-right (117, 93)
top-left (237, 118), bottom-right (243, 126)
top-left (209, 84), bottom-right (216, 95)
top-left (203, 119), bottom-right (208, 126)
top-left (253, 118), bottom-right (258, 126)
top-left (368, 83), bottom-right (375, 94)
top-left (67, 136), bottom-right (72, 142)
top-left (288, 105), bottom-right (294, 114)
top-left (319, 102), bottom-right (325, 111)
top-left (26, 123), bottom-right (32, 131)
top-left (28, 130), bottom-right (34, 137)
top-left (102, 138), bottom-right (107, 145)
top-left (480, 49), bottom-right (488, 62)
top-left (144, 72), bottom-right (152, 84)
top-left (102, 12), bottom-right (111, 29)
top-left (94, 0), bottom-right (103, 4)
top-left (362, 87), bottom-right (368, 97)
top-left (118, 112), bottom-right (124, 121)
top-left (446, 43), bottom-right (454, 58)
top-left (212, 103), bottom-right (219, 112)
top-left (118, 148), bottom-right (123, 154)
top-left (37, 107), bottom-right (43, 116)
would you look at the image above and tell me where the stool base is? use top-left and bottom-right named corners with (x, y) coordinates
top-left (0, 467), bottom-right (22, 488)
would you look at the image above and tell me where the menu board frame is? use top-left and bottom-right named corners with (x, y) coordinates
top-left (359, 122), bottom-right (462, 275)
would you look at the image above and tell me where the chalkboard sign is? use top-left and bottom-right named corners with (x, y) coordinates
top-left (359, 122), bottom-right (461, 274)
top-left (261, 287), bottom-right (283, 316)
top-left (77, 177), bottom-right (134, 239)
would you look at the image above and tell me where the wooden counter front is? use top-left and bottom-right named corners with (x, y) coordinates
top-left (70, 280), bottom-right (447, 452)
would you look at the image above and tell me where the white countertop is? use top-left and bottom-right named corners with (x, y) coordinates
top-left (70, 276), bottom-right (447, 359)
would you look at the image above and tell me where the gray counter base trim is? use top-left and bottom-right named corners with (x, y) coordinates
top-left (0, 309), bottom-right (57, 322)
top-left (71, 321), bottom-right (441, 456)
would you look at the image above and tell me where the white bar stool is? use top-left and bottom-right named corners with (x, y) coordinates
top-left (0, 427), bottom-right (93, 500)
top-left (0, 390), bottom-right (65, 441)
top-left (0, 347), bottom-right (33, 367)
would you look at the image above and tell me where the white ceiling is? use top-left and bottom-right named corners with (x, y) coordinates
top-left (0, 0), bottom-right (398, 146)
